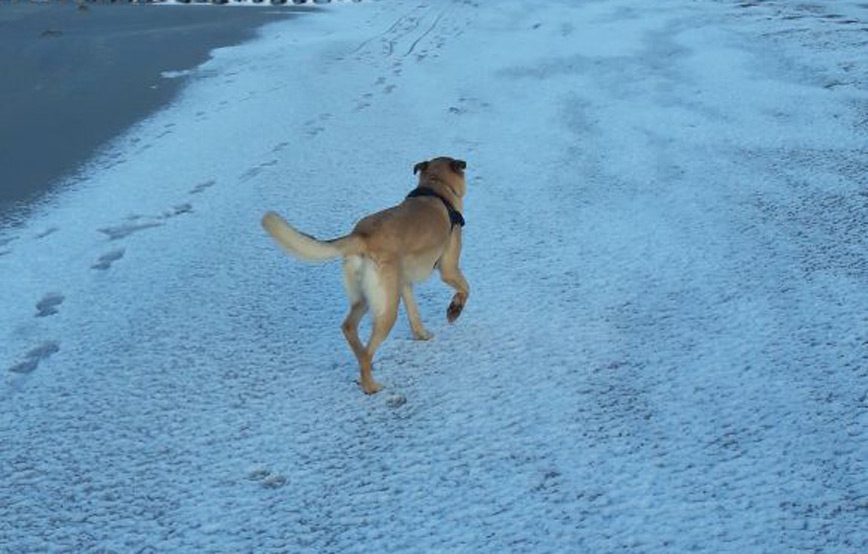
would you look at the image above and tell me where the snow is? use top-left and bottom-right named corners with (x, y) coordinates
top-left (2, 0), bottom-right (867, 552)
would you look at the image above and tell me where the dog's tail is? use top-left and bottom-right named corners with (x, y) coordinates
top-left (262, 211), bottom-right (363, 262)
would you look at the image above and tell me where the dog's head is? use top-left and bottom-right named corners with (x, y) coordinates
top-left (413, 157), bottom-right (467, 197)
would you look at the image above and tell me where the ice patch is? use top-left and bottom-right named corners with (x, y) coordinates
top-left (161, 69), bottom-right (194, 80)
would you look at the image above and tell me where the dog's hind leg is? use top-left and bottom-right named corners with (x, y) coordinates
top-left (341, 300), bottom-right (368, 369)
top-left (402, 285), bottom-right (433, 341)
top-left (358, 261), bottom-right (400, 394)
top-left (341, 257), bottom-right (369, 375)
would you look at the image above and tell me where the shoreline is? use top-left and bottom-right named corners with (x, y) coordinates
top-left (0, 3), bottom-right (313, 225)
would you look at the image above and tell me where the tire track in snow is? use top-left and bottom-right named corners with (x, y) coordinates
top-left (405, 10), bottom-right (446, 57)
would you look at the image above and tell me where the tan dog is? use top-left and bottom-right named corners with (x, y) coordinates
top-left (262, 156), bottom-right (470, 394)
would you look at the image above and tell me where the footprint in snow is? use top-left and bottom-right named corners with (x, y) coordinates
top-left (248, 467), bottom-right (287, 489)
top-left (262, 475), bottom-right (287, 489)
top-left (92, 248), bottom-right (125, 271)
top-left (7, 341), bottom-right (60, 374)
top-left (189, 179), bottom-right (216, 195)
top-left (97, 202), bottom-right (194, 244)
top-left (304, 113), bottom-right (333, 137)
top-left (8, 359), bottom-right (39, 375)
top-left (386, 393), bottom-right (407, 408)
top-left (305, 124), bottom-right (325, 137)
top-left (248, 467), bottom-right (271, 481)
top-left (35, 227), bottom-right (58, 240)
top-left (98, 221), bottom-right (163, 241)
top-left (448, 96), bottom-right (491, 116)
top-left (240, 166), bottom-right (265, 182)
top-left (35, 292), bottom-right (64, 318)
top-left (163, 203), bottom-right (193, 218)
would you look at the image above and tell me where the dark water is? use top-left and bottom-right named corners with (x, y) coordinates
top-left (0, 3), bottom-right (312, 224)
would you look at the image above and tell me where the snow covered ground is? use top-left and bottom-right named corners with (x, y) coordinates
top-left (2, 0), bottom-right (867, 551)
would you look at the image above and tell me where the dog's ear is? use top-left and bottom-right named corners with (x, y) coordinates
top-left (451, 159), bottom-right (467, 173)
top-left (413, 161), bottom-right (429, 175)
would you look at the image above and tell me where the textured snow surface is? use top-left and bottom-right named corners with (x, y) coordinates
top-left (2, 0), bottom-right (867, 552)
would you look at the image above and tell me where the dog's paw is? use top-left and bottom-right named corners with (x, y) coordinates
top-left (412, 328), bottom-right (434, 341)
top-left (447, 301), bottom-right (464, 323)
top-left (361, 379), bottom-right (384, 395)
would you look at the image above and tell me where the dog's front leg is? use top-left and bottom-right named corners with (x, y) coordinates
top-left (438, 229), bottom-right (470, 323)
top-left (402, 285), bottom-right (433, 340)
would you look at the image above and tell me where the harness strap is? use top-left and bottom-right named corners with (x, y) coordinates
top-left (406, 187), bottom-right (465, 227)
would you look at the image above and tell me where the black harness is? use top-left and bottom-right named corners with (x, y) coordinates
top-left (406, 187), bottom-right (465, 228)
